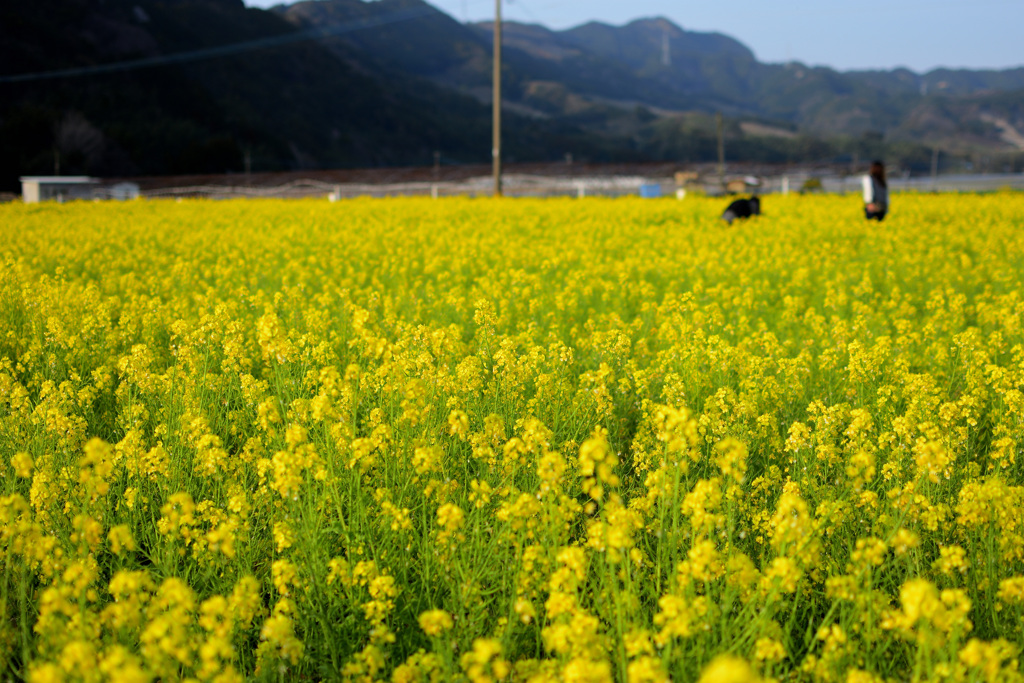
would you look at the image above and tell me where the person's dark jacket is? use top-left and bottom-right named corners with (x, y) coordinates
top-left (721, 196), bottom-right (760, 224)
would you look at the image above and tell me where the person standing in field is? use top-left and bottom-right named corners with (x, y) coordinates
top-left (862, 160), bottom-right (888, 221)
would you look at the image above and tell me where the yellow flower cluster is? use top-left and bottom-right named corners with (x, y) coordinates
top-left (0, 194), bottom-right (1022, 681)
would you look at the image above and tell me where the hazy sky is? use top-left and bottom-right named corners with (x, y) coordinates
top-left (244, 0), bottom-right (1023, 73)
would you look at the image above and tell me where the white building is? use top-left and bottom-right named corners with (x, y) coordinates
top-left (19, 176), bottom-right (99, 203)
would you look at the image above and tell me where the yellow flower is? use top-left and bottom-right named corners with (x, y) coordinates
top-left (933, 545), bottom-right (969, 577)
top-left (892, 528), bottom-right (920, 555)
top-left (715, 438), bottom-right (748, 483)
top-left (697, 655), bottom-right (761, 683)
top-left (628, 656), bottom-right (669, 683)
top-left (437, 502), bottom-right (466, 546)
top-left (260, 599), bottom-right (305, 665)
top-left (272, 559), bottom-right (300, 597)
top-left (997, 576), bottom-right (1024, 604)
top-left (913, 440), bottom-right (951, 484)
top-left (460, 638), bottom-right (510, 683)
top-left (107, 525), bottom-right (136, 555)
top-left (578, 427), bottom-right (618, 500)
top-left (762, 556), bottom-right (802, 594)
top-left (850, 537), bottom-right (887, 568)
top-left (753, 637), bottom-right (786, 662)
top-left (9, 191), bottom-right (1024, 681)
top-left (27, 663), bottom-right (64, 683)
top-left (274, 521), bottom-right (297, 552)
top-left (448, 409), bottom-right (469, 438)
top-left (417, 609), bottom-right (453, 636)
top-left (10, 452), bottom-right (33, 478)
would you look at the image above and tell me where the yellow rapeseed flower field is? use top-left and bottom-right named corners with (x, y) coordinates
top-left (0, 194), bottom-right (1023, 683)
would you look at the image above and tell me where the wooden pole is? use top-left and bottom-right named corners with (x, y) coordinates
top-left (492, 0), bottom-right (502, 197)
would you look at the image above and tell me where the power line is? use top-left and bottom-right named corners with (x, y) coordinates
top-left (0, 5), bottom-right (435, 84)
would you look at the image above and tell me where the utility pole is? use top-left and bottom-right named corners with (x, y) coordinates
top-left (930, 146), bottom-right (939, 189)
top-left (492, 0), bottom-right (502, 197)
top-left (716, 112), bottom-right (725, 189)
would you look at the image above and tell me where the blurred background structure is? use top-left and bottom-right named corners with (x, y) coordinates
top-left (15, 162), bottom-right (1021, 202)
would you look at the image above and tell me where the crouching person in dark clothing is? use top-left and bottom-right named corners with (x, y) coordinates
top-left (721, 196), bottom-right (760, 225)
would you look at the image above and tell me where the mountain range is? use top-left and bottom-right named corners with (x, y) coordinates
top-left (2, 0), bottom-right (1023, 192)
